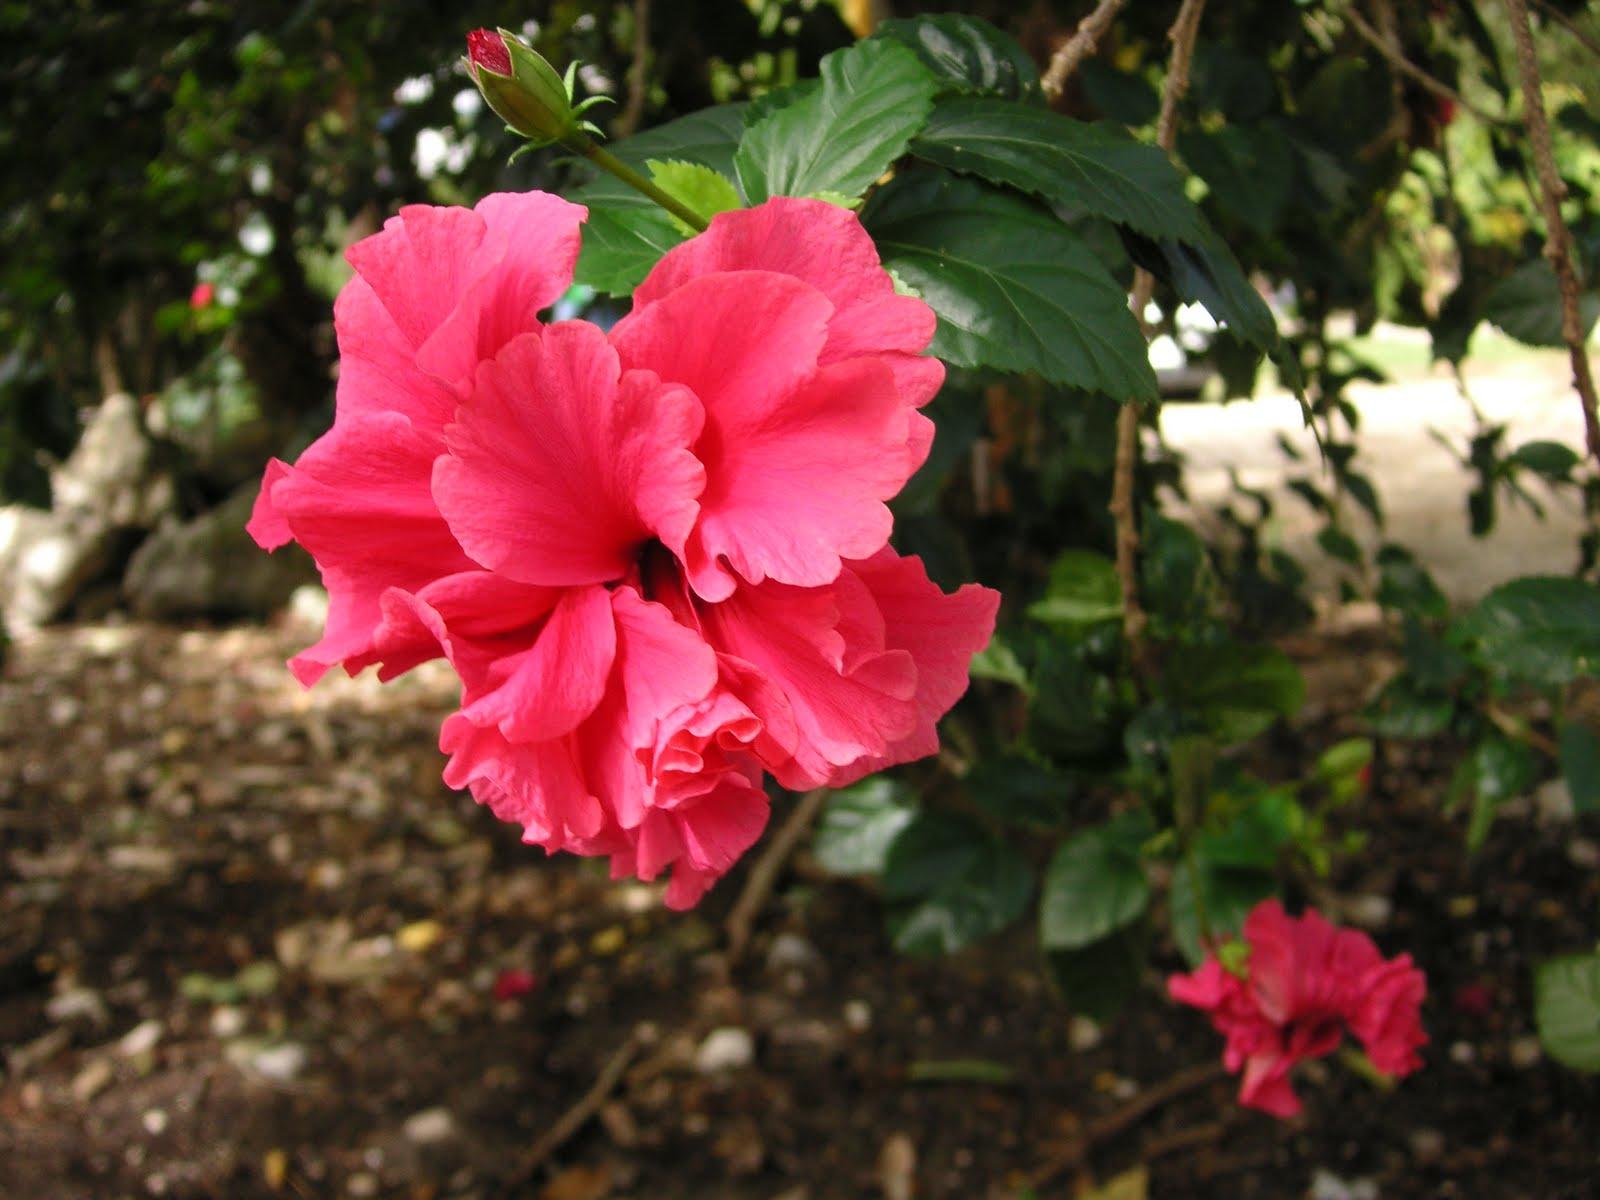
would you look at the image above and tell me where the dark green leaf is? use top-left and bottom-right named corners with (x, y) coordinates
top-left (1141, 515), bottom-right (1210, 624)
top-left (865, 172), bottom-right (1157, 399)
top-left (1179, 123), bottom-right (1294, 232)
top-left (1560, 722), bottom-right (1600, 816)
top-left (1165, 642), bottom-right (1305, 745)
top-left (1078, 59), bottom-right (1159, 125)
top-left (1509, 440), bottom-right (1582, 482)
top-left (1465, 736), bottom-right (1538, 851)
top-left (875, 14), bottom-right (1040, 101)
top-left (1465, 576), bottom-right (1600, 686)
top-left (1039, 810), bottom-right (1153, 951)
top-left (1200, 789), bottom-right (1300, 871)
top-left (882, 810), bottom-right (982, 900)
top-left (1376, 544), bottom-right (1448, 620)
top-left (1028, 550), bottom-right (1122, 626)
top-left (1147, 230), bottom-right (1284, 358)
top-left (812, 779), bottom-right (919, 876)
top-left (911, 98), bottom-right (1205, 241)
top-left (1170, 861), bottom-right (1276, 966)
top-left (1483, 258), bottom-right (1600, 348)
top-left (1368, 676), bottom-right (1455, 739)
top-left (1028, 639), bottom-right (1131, 762)
top-left (889, 838), bottom-right (1034, 956)
top-left (1535, 953), bottom-right (1600, 1072)
top-left (967, 756), bottom-right (1073, 828)
top-left (1317, 526), bottom-right (1362, 567)
top-left (1190, 44), bottom-right (1278, 122)
top-left (1046, 924), bottom-right (1148, 1021)
top-left (735, 38), bottom-right (938, 203)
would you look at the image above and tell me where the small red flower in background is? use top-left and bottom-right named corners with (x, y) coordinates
top-left (1168, 899), bottom-right (1426, 1118)
top-left (492, 968), bottom-right (538, 1001)
top-left (466, 28), bottom-right (512, 76)
top-left (190, 281), bottom-right (215, 310)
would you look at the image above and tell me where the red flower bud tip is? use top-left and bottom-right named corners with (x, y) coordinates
top-left (1357, 763), bottom-right (1373, 790)
top-left (467, 28), bottom-right (512, 77)
top-left (492, 968), bottom-right (538, 1002)
top-left (190, 281), bottom-right (215, 310)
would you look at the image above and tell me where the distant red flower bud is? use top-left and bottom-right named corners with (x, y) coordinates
top-left (492, 968), bottom-right (538, 1001)
top-left (467, 28), bottom-right (512, 77)
top-left (190, 281), bottom-right (215, 310)
top-left (1434, 96), bottom-right (1458, 127)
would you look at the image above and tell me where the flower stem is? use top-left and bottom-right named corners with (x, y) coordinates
top-left (568, 135), bottom-right (709, 233)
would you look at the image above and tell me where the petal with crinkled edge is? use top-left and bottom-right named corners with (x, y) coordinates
top-left (614, 271), bottom-right (919, 599)
top-left (433, 324), bottom-right (705, 587)
top-left (247, 411), bottom-right (474, 685)
top-left (632, 197), bottom-right (944, 406)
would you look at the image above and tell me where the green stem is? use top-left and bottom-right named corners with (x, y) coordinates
top-left (567, 136), bottom-right (709, 232)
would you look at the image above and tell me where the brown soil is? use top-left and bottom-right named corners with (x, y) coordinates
top-left (1, 623), bottom-right (1596, 1199)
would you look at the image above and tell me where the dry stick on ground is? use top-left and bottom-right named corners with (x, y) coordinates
top-left (1040, 0), bottom-right (1129, 100)
top-left (1109, 0), bottom-right (1207, 672)
top-left (724, 787), bottom-right (829, 959)
top-left (1025, 1061), bottom-right (1229, 1189)
top-left (1504, 0), bottom-right (1600, 464)
top-left (502, 1030), bottom-right (644, 1191)
top-left (1342, 5), bottom-right (1510, 127)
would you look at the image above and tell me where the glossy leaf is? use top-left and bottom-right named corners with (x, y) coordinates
top-left (889, 838), bottom-right (1034, 957)
top-left (812, 779), bottom-right (919, 876)
top-left (735, 38), bottom-right (938, 203)
top-left (1535, 953), bottom-right (1600, 1072)
top-left (911, 98), bottom-right (1205, 242)
top-left (1465, 577), bottom-right (1600, 686)
top-left (1028, 550), bottom-right (1122, 626)
top-left (1483, 258), bottom-right (1600, 348)
top-left (875, 13), bottom-right (1040, 101)
top-left (865, 172), bottom-right (1157, 399)
top-left (1040, 810), bottom-right (1153, 951)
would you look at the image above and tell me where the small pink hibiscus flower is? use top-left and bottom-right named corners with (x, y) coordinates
top-left (1168, 899), bottom-right (1427, 1117)
top-left (250, 190), bottom-right (998, 906)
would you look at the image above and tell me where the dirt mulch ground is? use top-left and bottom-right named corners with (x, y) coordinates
top-left (1, 621), bottom-right (1596, 1199)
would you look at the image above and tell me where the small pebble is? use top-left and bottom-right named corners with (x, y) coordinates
top-left (766, 932), bottom-right (820, 973)
top-left (843, 1000), bottom-right (872, 1033)
top-left (117, 1020), bottom-right (163, 1058)
top-left (402, 1107), bottom-right (456, 1145)
top-left (346, 1171), bottom-right (378, 1198)
top-left (142, 1108), bottom-right (169, 1136)
top-left (71, 1058), bottom-right (115, 1103)
top-left (1409, 1128), bottom-right (1445, 1165)
top-left (251, 1042), bottom-right (308, 1083)
top-left (47, 987), bottom-right (109, 1028)
top-left (211, 1006), bottom-right (246, 1039)
top-left (1068, 1016), bottom-right (1101, 1051)
top-left (1508, 1036), bottom-right (1543, 1069)
top-left (694, 1027), bottom-right (755, 1074)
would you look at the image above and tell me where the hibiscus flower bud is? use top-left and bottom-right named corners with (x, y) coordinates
top-left (465, 27), bottom-right (588, 148)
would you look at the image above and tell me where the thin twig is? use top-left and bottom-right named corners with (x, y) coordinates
top-left (1041, 0), bottom-right (1129, 99)
top-left (1504, 0), bottom-right (1600, 464)
top-left (1531, 0), bottom-right (1600, 62)
top-left (1115, 0), bottom-right (1207, 674)
top-left (1343, 4), bottom-right (1510, 127)
top-left (1025, 1061), bottom-right (1228, 1189)
top-left (1141, 1116), bottom-right (1234, 1161)
top-left (724, 788), bottom-right (828, 960)
top-left (502, 1031), bottom-right (643, 1190)
top-left (615, 0), bottom-right (652, 138)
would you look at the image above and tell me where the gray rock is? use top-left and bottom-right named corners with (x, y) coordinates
top-left (694, 1027), bottom-right (755, 1073)
top-left (124, 482), bottom-right (313, 620)
top-left (2, 394), bottom-right (176, 632)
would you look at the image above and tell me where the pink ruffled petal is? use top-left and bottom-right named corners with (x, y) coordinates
top-left (698, 575), bottom-right (917, 786)
top-left (462, 584), bottom-right (617, 742)
top-left (332, 276), bottom-right (463, 435)
top-left (439, 713), bottom-right (606, 846)
top-left (249, 411), bottom-right (473, 685)
top-left (825, 550), bottom-right (999, 784)
top-left (432, 324), bottom-right (705, 587)
top-left (632, 197), bottom-right (943, 405)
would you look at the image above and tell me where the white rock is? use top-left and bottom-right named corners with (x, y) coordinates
top-left (141, 1108), bottom-right (169, 1136)
top-left (1508, 1036), bottom-right (1543, 1069)
top-left (843, 1000), bottom-right (872, 1034)
top-left (402, 1107), bottom-right (456, 1145)
top-left (210, 1006), bottom-right (246, 1039)
top-left (766, 933), bottom-right (820, 973)
top-left (694, 1027), bottom-right (755, 1074)
top-left (251, 1042), bottom-right (309, 1083)
top-left (47, 986), bottom-right (109, 1028)
top-left (71, 1057), bottom-right (115, 1102)
top-left (117, 1019), bottom-right (163, 1058)
top-left (1068, 1016), bottom-right (1102, 1051)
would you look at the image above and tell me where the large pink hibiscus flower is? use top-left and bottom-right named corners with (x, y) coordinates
top-left (251, 192), bottom-right (998, 906)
